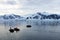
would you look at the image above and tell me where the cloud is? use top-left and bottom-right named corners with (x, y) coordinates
top-left (20, 0), bottom-right (60, 12)
top-left (6, 0), bottom-right (17, 5)
top-left (0, 0), bottom-right (60, 15)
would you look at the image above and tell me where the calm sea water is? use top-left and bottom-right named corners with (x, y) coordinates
top-left (0, 20), bottom-right (60, 40)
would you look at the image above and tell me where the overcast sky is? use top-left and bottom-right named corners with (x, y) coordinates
top-left (0, 0), bottom-right (60, 15)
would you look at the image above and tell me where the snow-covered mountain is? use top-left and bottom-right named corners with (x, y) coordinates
top-left (0, 14), bottom-right (24, 20)
top-left (26, 12), bottom-right (60, 19)
top-left (0, 12), bottom-right (60, 20)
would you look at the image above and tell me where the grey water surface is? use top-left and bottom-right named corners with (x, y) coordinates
top-left (0, 20), bottom-right (60, 40)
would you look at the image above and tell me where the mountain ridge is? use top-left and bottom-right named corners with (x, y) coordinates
top-left (0, 12), bottom-right (60, 20)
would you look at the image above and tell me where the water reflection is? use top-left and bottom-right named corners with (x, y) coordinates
top-left (0, 20), bottom-right (60, 40)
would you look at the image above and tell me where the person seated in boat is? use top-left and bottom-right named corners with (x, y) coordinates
top-left (9, 27), bottom-right (14, 33)
top-left (14, 27), bottom-right (20, 32)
